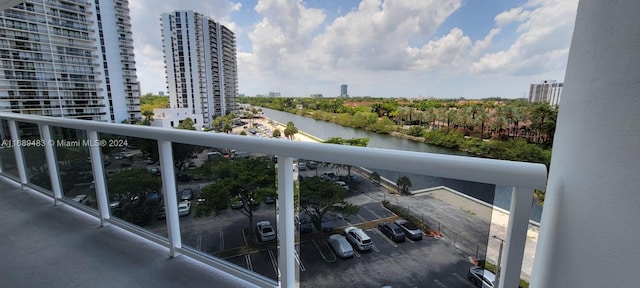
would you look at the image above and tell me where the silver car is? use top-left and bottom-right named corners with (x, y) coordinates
top-left (327, 234), bottom-right (353, 258)
top-left (467, 266), bottom-right (496, 288)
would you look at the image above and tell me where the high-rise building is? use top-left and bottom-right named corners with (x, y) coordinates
top-left (529, 80), bottom-right (563, 106)
top-left (161, 11), bottom-right (238, 128)
top-left (0, 0), bottom-right (141, 122)
top-left (340, 84), bottom-right (348, 97)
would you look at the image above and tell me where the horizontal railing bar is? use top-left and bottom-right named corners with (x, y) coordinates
top-left (0, 113), bottom-right (547, 190)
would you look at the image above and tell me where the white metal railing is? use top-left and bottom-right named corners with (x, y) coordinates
top-left (0, 112), bottom-right (548, 288)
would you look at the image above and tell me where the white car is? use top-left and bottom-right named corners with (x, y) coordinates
top-left (256, 220), bottom-right (276, 242)
top-left (72, 194), bottom-right (89, 205)
top-left (467, 266), bottom-right (496, 288)
top-left (344, 226), bottom-right (372, 251)
top-left (327, 234), bottom-right (354, 258)
top-left (178, 201), bottom-right (191, 216)
top-left (334, 181), bottom-right (350, 192)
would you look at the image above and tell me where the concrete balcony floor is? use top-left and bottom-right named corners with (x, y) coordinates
top-left (0, 177), bottom-right (256, 288)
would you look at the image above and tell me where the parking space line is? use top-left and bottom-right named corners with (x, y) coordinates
top-left (371, 244), bottom-right (380, 252)
top-left (196, 233), bottom-right (202, 251)
top-left (268, 249), bottom-right (279, 277)
top-left (434, 279), bottom-right (447, 288)
top-left (294, 250), bottom-right (306, 271)
top-left (356, 214), bottom-right (367, 223)
top-left (364, 206), bottom-right (383, 219)
top-left (452, 272), bottom-right (476, 288)
top-left (245, 255), bottom-right (253, 271)
top-left (353, 249), bottom-right (361, 257)
top-left (219, 231), bottom-right (224, 251)
top-left (372, 229), bottom-right (397, 248)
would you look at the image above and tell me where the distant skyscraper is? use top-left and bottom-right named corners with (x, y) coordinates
top-left (340, 84), bottom-right (348, 97)
top-left (161, 10), bottom-right (238, 127)
top-left (0, 0), bottom-right (141, 122)
top-left (529, 80), bottom-right (563, 106)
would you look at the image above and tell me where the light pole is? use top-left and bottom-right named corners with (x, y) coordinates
top-left (492, 235), bottom-right (504, 288)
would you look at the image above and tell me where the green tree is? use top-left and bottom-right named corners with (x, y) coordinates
top-left (323, 137), bottom-right (370, 183)
top-left (272, 128), bottom-right (281, 138)
top-left (177, 118), bottom-right (196, 130)
top-left (299, 177), bottom-right (359, 231)
top-left (396, 176), bottom-right (412, 195)
top-left (284, 121), bottom-right (299, 140)
top-left (196, 158), bottom-right (276, 237)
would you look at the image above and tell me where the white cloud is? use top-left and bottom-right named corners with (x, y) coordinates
top-left (494, 7), bottom-right (529, 26)
top-left (471, 0), bottom-right (578, 75)
top-left (129, 0), bottom-right (579, 98)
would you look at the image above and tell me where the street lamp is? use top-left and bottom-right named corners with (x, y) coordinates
top-left (492, 235), bottom-right (504, 288)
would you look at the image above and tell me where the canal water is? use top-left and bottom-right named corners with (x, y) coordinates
top-left (260, 108), bottom-right (543, 222)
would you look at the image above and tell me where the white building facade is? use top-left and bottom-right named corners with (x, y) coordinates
top-left (151, 107), bottom-right (203, 131)
top-left (161, 11), bottom-right (237, 128)
top-left (0, 0), bottom-right (140, 122)
top-left (528, 80), bottom-right (563, 106)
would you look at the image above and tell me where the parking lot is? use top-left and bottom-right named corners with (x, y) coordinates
top-left (68, 147), bottom-right (488, 287)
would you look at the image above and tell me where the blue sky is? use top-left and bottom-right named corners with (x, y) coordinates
top-left (130, 0), bottom-right (578, 99)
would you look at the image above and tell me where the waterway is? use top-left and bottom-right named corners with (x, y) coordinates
top-left (260, 108), bottom-right (543, 222)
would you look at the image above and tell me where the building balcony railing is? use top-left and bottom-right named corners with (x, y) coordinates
top-left (0, 112), bottom-right (546, 288)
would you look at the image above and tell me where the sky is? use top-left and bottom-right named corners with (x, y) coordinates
top-left (129, 0), bottom-right (579, 99)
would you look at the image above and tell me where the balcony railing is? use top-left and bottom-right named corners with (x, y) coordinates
top-left (0, 112), bottom-right (546, 288)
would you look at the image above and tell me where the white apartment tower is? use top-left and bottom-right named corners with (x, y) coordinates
top-left (0, 0), bottom-right (141, 122)
top-left (529, 80), bottom-right (563, 107)
top-left (161, 11), bottom-right (237, 128)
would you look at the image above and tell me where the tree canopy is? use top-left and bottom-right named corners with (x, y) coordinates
top-left (299, 177), bottom-right (359, 231)
top-left (195, 158), bottom-right (276, 235)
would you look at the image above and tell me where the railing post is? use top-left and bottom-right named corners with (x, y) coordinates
top-left (87, 131), bottom-right (110, 226)
top-left (500, 187), bottom-right (533, 288)
top-left (40, 124), bottom-right (62, 205)
top-left (158, 140), bottom-right (181, 257)
top-left (8, 120), bottom-right (28, 189)
top-left (277, 156), bottom-right (295, 288)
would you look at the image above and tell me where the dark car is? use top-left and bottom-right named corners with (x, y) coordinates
top-left (296, 213), bottom-right (313, 234)
top-left (180, 188), bottom-right (193, 201)
top-left (264, 195), bottom-right (276, 204)
top-left (378, 222), bottom-right (406, 242)
top-left (177, 173), bottom-right (192, 182)
top-left (395, 219), bottom-right (423, 240)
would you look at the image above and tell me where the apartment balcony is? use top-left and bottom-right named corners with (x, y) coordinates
top-left (0, 112), bottom-right (546, 288)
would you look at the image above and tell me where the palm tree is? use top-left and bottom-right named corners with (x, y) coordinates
top-left (476, 109), bottom-right (490, 139)
top-left (283, 121), bottom-right (299, 140)
top-left (396, 176), bottom-right (412, 195)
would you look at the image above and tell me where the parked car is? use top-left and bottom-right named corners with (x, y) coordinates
top-left (180, 188), bottom-right (194, 201)
top-left (144, 158), bottom-right (155, 164)
top-left (395, 219), bottom-right (423, 240)
top-left (72, 194), bottom-right (89, 205)
top-left (296, 213), bottom-right (313, 234)
top-left (320, 215), bottom-right (335, 232)
top-left (344, 226), bottom-right (372, 251)
top-left (467, 266), bottom-right (496, 288)
top-left (178, 201), bottom-right (191, 216)
top-left (378, 222), bottom-right (406, 242)
top-left (306, 161), bottom-right (318, 169)
top-left (177, 173), bottom-right (192, 182)
top-left (321, 172), bottom-right (338, 182)
top-left (297, 161), bottom-right (307, 170)
top-left (327, 234), bottom-right (354, 258)
top-left (231, 200), bottom-right (244, 209)
top-left (334, 181), bottom-right (350, 192)
top-left (264, 195), bottom-right (276, 204)
top-left (256, 220), bottom-right (276, 242)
